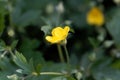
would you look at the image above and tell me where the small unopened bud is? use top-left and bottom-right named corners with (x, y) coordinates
top-left (104, 40), bottom-right (114, 48)
top-left (7, 28), bottom-right (15, 37)
top-left (114, 0), bottom-right (120, 5)
top-left (76, 72), bottom-right (82, 80)
top-left (46, 4), bottom-right (54, 14)
top-left (89, 52), bottom-right (96, 61)
top-left (32, 72), bottom-right (38, 76)
top-left (65, 20), bottom-right (72, 25)
top-left (7, 74), bottom-right (19, 80)
top-left (60, 39), bottom-right (67, 45)
top-left (56, 2), bottom-right (64, 13)
top-left (16, 69), bottom-right (23, 74)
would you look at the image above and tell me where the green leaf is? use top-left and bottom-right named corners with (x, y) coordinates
top-left (106, 7), bottom-right (120, 47)
top-left (41, 25), bottom-right (52, 35)
top-left (112, 60), bottom-right (120, 69)
top-left (51, 76), bottom-right (67, 80)
top-left (19, 38), bottom-right (45, 65)
top-left (0, 40), bottom-right (6, 51)
top-left (66, 76), bottom-right (76, 80)
top-left (0, 1), bottom-right (7, 13)
top-left (80, 53), bottom-right (91, 70)
top-left (28, 58), bottom-right (37, 73)
top-left (7, 74), bottom-right (19, 80)
top-left (66, 0), bottom-right (89, 12)
top-left (35, 64), bottom-right (42, 75)
top-left (0, 1), bottom-right (7, 36)
top-left (0, 56), bottom-right (16, 71)
top-left (88, 37), bottom-right (100, 48)
top-left (91, 58), bottom-right (120, 80)
top-left (92, 68), bottom-right (120, 80)
top-left (10, 40), bottom-right (18, 50)
top-left (13, 51), bottom-right (27, 67)
top-left (69, 54), bottom-right (79, 66)
top-left (13, 51), bottom-right (34, 74)
top-left (0, 13), bottom-right (5, 36)
top-left (24, 0), bottom-right (58, 10)
top-left (69, 13), bottom-right (87, 28)
top-left (0, 71), bottom-right (12, 80)
top-left (41, 63), bottom-right (68, 72)
top-left (12, 10), bottom-right (41, 27)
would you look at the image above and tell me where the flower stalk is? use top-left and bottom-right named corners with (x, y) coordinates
top-left (39, 72), bottom-right (64, 75)
top-left (57, 44), bottom-right (65, 63)
top-left (63, 44), bottom-right (70, 65)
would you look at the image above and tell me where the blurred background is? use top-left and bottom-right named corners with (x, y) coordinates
top-left (0, 0), bottom-right (120, 80)
top-left (0, 0), bottom-right (116, 61)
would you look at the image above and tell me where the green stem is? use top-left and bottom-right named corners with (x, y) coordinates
top-left (1, 51), bottom-right (7, 58)
top-left (82, 75), bottom-right (86, 80)
top-left (57, 44), bottom-right (65, 63)
top-left (40, 72), bottom-right (64, 75)
top-left (8, 48), bottom-right (14, 57)
top-left (56, 10), bottom-right (61, 26)
top-left (0, 51), bottom-right (8, 60)
top-left (7, 0), bottom-right (13, 28)
top-left (63, 45), bottom-right (70, 65)
top-left (25, 72), bottom-right (64, 80)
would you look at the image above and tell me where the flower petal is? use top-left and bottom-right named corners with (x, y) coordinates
top-left (64, 26), bottom-right (70, 33)
top-left (46, 36), bottom-right (61, 43)
top-left (52, 27), bottom-right (63, 37)
top-left (46, 26), bottom-right (70, 44)
top-left (46, 36), bottom-right (53, 42)
top-left (87, 7), bottom-right (104, 26)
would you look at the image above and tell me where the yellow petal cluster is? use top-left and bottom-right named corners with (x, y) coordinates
top-left (45, 26), bottom-right (70, 44)
top-left (87, 7), bottom-right (104, 26)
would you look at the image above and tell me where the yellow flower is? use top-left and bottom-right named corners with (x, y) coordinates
top-left (46, 26), bottom-right (70, 44)
top-left (87, 7), bottom-right (104, 26)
